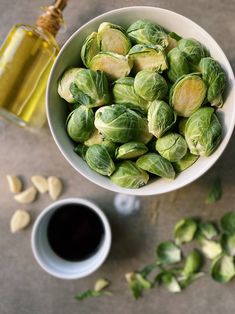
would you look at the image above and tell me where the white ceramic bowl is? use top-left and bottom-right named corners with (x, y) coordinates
top-left (47, 6), bottom-right (235, 196)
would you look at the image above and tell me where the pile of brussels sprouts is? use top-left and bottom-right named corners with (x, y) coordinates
top-left (58, 20), bottom-right (226, 189)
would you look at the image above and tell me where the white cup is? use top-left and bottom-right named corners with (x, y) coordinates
top-left (31, 198), bottom-right (112, 279)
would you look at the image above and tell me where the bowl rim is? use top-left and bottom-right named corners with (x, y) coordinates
top-left (46, 6), bottom-right (235, 196)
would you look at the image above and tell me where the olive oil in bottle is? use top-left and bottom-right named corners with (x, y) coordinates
top-left (0, 0), bottom-right (67, 128)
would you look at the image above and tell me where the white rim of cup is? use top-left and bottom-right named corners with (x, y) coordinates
top-left (31, 198), bottom-right (112, 279)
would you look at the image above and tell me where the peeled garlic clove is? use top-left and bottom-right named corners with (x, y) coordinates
top-left (31, 175), bottom-right (48, 194)
top-left (48, 176), bottom-right (62, 200)
top-left (10, 209), bottom-right (31, 233)
top-left (6, 175), bottom-right (22, 193)
top-left (94, 278), bottom-right (110, 292)
top-left (14, 187), bottom-right (37, 204)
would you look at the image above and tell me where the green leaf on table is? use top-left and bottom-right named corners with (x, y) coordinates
top-left (156, 271), bottom-right (181, 293)
top-left (221, 234), bottom-right (235, 256)
top-left (182, 250), bottom-right (203, 277)
top-left (220, 212), bottom-right (235, 234)
top-left (174, 218), bottom-right (198, 245)
top-left (205, 177), bottom-right (222, 204)
top-left (198, 222), bottom-right (219, 240)
top-left (211, 254), bottom-right (235, 283)
top-left (125, 272), bottom-right (152, 299)
top-left (179, 272), bottom-right (205, 289)
top-left (75, 289), bottom-right (111, 301)
top-left (156, 241), bottom-right (182, 265)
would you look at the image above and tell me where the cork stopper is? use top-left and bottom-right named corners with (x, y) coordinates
top-left (36, 0), bottom-right (68, 37)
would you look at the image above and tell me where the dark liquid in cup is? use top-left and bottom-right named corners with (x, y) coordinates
top-left (47, 204), bottom-right (105, 261)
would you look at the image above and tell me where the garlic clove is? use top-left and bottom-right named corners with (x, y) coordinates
top-left (10, 209), bottom-right (31, 233)
top-left (14, 187), bottom-right (37, 204)
top-left (6, 175), bottom-right (22, 193)
top-left (31, 175), bottom-right (48, 194)
top-left (48, 176), bottom-right (63, 201)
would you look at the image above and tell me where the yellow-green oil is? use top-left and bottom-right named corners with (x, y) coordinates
top-left (0, 24), bottom-right (59, 127)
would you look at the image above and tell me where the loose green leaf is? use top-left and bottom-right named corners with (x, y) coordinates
top-left (206, 177), bottom-right (222, 204)
top-left (94, 278), bottom-right (110, 292)
top-left (174, 218), bottom-right (198, 245)
top-left (179, 272), bottom-right (205, 289)
top-left (211, 254), bottom-right (235, 283)
top-left (199, 222), bottom-right (219, 240)
top-left (156, 241), bottom-right (182, 265)
top-left (125, 272), bottom-right (152, 299)
top-left (156, 271), bottom-right (181, 293)
top-left (221, 212), bottom-right (235, 234)
top-left (221, 234), bottom-right (235, 256)
top-left (182, 250), bottom-right (203, 277)
top-left (75, 289), bottom-right (111, 301)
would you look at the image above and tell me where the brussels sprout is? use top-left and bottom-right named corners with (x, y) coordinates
top-left (156, 241), bottom-right (182, 265)
top-left (101, 139), bottom-right (118, 159)
top-left (68, 69), bottom-right (110, 107)
top-left (199, 57), bottom-right (226, 107)
top-left (167, 48), bottom-right (190, 83)
top-left (197, 235), bottom-right (222, 259)
top-left (74, 144), bottom-right (88, 160)
top-left (58, 68), bottom-right (81, 103)
top-left (136, 153), bottom-right (175, 179)
top-left (127, 20), bottom-right (168, 48)
top-left (182, 250), bottom-right (203, 278)
top-left (116, 142), bottom-right (148, 159)
top-left (66, 106), bottom-right (95, 143)
top-left (206, 177), bottom-right (222, 204)
top-left (84, 129), bottom-right (104, 146)
top-left (113, 77), bottom-right (149, 114)
top-left (134, 70), bottom-right (168, 101)
top-left (156, 272), bottom-right (181, 293)
top-left (128, 44), bottom-right (168, 74)
top-left (220, 212), bottom-right (235, 235)
top-left (95, 105), bottom-right (151, 144)
top-left (199, 222), bottom-right (219, 240)
top-left (165, 32), bottom-right (182, 53)
top-left (110, 161), bottom-right (149, 188)
top-left (177, 38), bottom-right (209, 68)
top-left (148, 100), bottom-right (177, 138)
top-left (85, 144), bottom-right (115, 176)
top-left (173, 150), bottom-right (199, 172)
top-left (174, 218), bottom-right (198, 245)
top-left (156, 133), bottom-right (187, 162)
top-left (81, 32), bottom-right (100, 68)
top-left (97, 22), bottom-right (131, 55)
top-left (90, 52), bottom-right (132, 80)
top-left (169, 74), bottom-right (207, 117)
top-left (221, 234), bottom-right (235, 257)
top-left (211, 254), bottom-right (235, 283)
top-left (185, 107), bottom-right (222, 156)
top-left (178, 118), bottom-right (188, 137)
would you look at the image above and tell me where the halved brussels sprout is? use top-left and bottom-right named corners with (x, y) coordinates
top-left (110, 161), bottom-right (149, 188)
top-left (116, 142), bottom-right (148, 159)
top-left (81, 32), bottom-right (100, 68)
top-left (69, 69), bottom-right (110, 107)
top-left (148, 100), bottom-right (177, 138)
top-left (74, 144), bottom-right (88, 160)
top-left (169, 74), bottom-right (207, 117)
top-left (174, 218), bottom-right (198, 245)
top-left (185, 107), bottom-right (222, 156)
top-left (211, 254), bottom-right (235, 283)
top-left (66, 105), bottom-right (95, 143)
top-left (156, 241), bottom-right (182, 265)
top-left (177, 38), bottom-right (209, 68)
top-left (156, 133), bottom-right (187, 162)
top-left (95, 105), bottom-right (151, 144)
top-left (127, 20), bottom-right (168, 48)
top-left (199, 57), bottom-right (226, 107)
top-left (167, 48), bottom-right (190, 83)
top-left (165, 32), bottom-right (182, 53)
top-left (97, 22), bottom-right (131, 55)
top-left (134, 69), bottom-right (168, 101)
top-left (173, 150), bottom-right (199, 172)
top-left (84, 129), bottom-right (104, 146)
top-left (136, 153), bottom-right (175, 179)
top-left (113, 77), bottom-right (149, 114)
top-left (128, 44), bottom-right (168, 74)
top-left (90, 52), bottom-right (132, 80)
top-left (197, 235), bottom-right (222, 259)
top-left (58, 68), bottom-right (81, 103)
top-left (156, 272), bottom-right (181, 293)
top-left (85, 144), bottom-right (115, 176)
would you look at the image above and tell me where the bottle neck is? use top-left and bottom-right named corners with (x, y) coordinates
top-left (36, 0), bottom-right (67, 37)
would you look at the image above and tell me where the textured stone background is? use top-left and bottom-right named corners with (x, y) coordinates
top-left (0, 1), bottom-right (235, 313)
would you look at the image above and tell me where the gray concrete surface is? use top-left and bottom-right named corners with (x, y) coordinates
top-left (0, 0), bottom-right (235, 313)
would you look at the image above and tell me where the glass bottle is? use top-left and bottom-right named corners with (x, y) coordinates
top-left (0, 0), bottom-right (67, 128)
